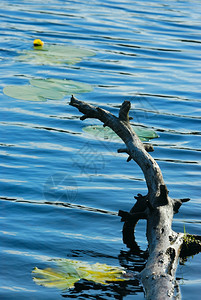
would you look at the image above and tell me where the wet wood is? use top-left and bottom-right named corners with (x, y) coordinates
top-left (69, 95), bottom-right (200, 300)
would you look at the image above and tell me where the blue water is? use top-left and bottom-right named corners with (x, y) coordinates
top-left (0, 0), bottom-right (201, 299)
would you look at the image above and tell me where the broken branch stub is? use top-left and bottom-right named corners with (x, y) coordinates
top-left (69, 96), bottom-right (199, 300)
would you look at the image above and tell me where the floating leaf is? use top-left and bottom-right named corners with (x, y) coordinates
top-left (131, 126), bottom-right (159, 141)
top-left (3, 84), bottom-right (64, 101)
top-left (32, 267), bottom-right (78, 290)
top-left (30, 78), bottom-right (93, 94)
top-left (3, 78), bottom-right (93, 101)
top-left (18, 45), bottom-right (95, 65)
top-left (32, 259), bottom-right (128, 291)
top-left (83, 125), bottom-right (159, 142)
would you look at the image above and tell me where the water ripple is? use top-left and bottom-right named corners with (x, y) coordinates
top-left (0, 1), bottom-right (201, 299)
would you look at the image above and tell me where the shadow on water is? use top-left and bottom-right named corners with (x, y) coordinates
top-left (62, 278), bottom-right (143, 299)
top-left (2, 196), bottom-right (147, 298)
top-left (53, 248), bottom-right (147, 299)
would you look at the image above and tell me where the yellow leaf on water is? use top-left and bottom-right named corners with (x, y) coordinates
top-left (32, 266), bottom-right (79, 290)
top-left (32, 259), bottom-right (129, 291)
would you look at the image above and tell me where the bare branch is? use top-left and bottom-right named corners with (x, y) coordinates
top-left (69, 96), bottom-right (197, 300)
top-left (70, 96), bottom-right (163, 198)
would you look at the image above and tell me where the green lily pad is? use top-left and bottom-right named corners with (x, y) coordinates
top-left (3, 78), bottom-right (93, 101)
top-left (3, 84), bottom-right (64, 101)
top-left (83, 125), bottom-right (159, 142)
top-left (18, 45), bottom-right (95, 66)
top-left (30, 78), bottom-right (93, 94)
top-left (32, 259), bottom-right (128, 291)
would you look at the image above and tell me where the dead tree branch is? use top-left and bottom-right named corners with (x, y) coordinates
top-left (69, 96), bottom-right (201, 300)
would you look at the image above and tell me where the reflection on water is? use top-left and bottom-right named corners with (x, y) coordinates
top-left (1, 0), bottom-right (201, 299)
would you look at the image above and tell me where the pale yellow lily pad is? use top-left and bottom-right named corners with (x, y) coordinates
top-left (32, 259), bottom-right (128, 291)
top-left (3, 78), bottom-right (93, 101)
top-left (3, 84), bottom-right (64, 101)
top-left (18, 45), bottom-right (95, 65)
top-left (30, 78), bottom-right (93, 94)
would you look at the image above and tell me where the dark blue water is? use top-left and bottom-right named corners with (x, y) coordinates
top-left (1, 0), bottom-right (201, 299)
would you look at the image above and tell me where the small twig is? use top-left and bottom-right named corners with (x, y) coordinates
top-left (118, 210), bottom-right (147, 222)
top-left (118, 100), bottom-right (131, 121)
top-left (144, 144), bottom-right (154, 152)
top-left (172, 198), bottom-right (190, 214)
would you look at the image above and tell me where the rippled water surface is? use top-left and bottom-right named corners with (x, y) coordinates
top-left (1, 0), bottom-right (201, 299)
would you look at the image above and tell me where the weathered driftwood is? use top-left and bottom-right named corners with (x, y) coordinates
top-left (69, 96), bottom-right (201, 300)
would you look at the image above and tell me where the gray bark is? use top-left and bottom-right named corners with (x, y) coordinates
top-left (69, 96), bottom-right (201, 300)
